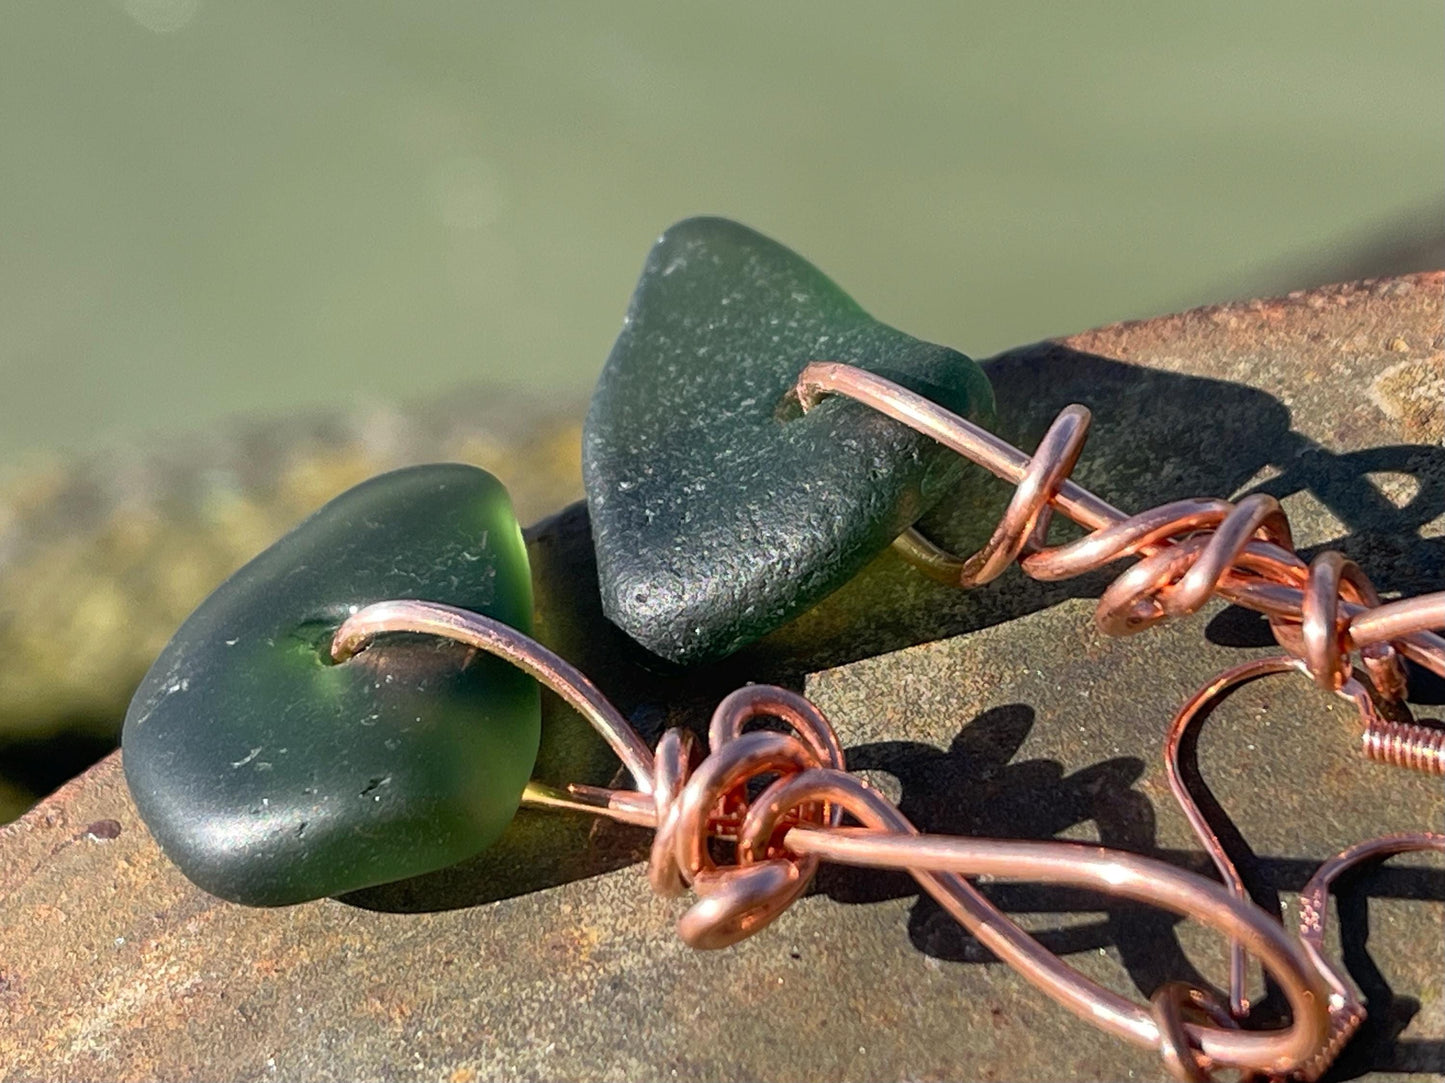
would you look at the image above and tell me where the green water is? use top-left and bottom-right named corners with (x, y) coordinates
top-left (1, 2), bottom-right (1441, 460)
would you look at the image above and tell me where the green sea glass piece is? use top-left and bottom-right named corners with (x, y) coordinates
top-left (584, 217), bottom-right (996, 664)
top-left (122, 464), bottom-right (540, 906)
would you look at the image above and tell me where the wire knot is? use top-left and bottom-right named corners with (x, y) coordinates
top-left (646, 685), bottom-right (846, 949)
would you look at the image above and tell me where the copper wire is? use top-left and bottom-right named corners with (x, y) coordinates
top-left (1163, 659), bottom-right (1376, 1032)
top-left (327, 364), bottom-right (1445, 1079)
top-left (1295, 833), bottom-right (1445, 1082)
top-left (794, 362), bottom-right (1445, 730)
top-left (332, 599), bottom-right (656, 792)
top-left (1162, 655), bottom-right (1302, 1021)
top-left (334, 602), bottom-right (1336, 1081)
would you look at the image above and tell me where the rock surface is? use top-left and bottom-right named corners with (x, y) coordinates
top-left (2, 275), bottom-right (1443, 1081)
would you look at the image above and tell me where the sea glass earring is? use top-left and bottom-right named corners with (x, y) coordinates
top-left (121, 464), bottom-right (541, 905)
top-left (583, 216), bottom-right (996, 664)
top-left (119, 215), bottom-right (1005, 905)
top-left (115, 218), bottom-right (1445, 1081)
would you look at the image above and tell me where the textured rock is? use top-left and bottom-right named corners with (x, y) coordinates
top-left (584, 217), bottom-right (994, 665)
top-left (2, 274), bottom-right (1442, 1081)
top-left (122, 466), bottom-right (539, 906)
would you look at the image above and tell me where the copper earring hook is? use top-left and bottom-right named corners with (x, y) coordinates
top-left (1163, 655), bottom-right (1301, 1020)
top-left (1163, 655), bottom-right (1328, 1022)
top-left (1295, 832), bottom-right (1445, 1081)
top-left (1163, 655), bottom-right (1445, 1080)
top-left (332, 599), bottom-right (1335, 1081)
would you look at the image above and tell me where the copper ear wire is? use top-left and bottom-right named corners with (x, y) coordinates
top-left (1162, 656), bottom-right (1299, 1022)
top-left (330, 365), bottom-right (1444, 1079)
top-left (1163, 656), bottom-right (1445, 1081)
top-left (794, 361), bottom-right (1445, 773)
top-left (1295, 833), bottom-right (1445, 1079)
top-left (1163, 659), bottom-right (1374, 1027)
top-left (333, 600), bottom-right (1335, 1082)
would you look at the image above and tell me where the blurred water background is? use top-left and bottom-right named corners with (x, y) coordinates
top-left (0, 3), bottom-right (1442, 821)
top-left (1, 1), bottom-right (1442, 463)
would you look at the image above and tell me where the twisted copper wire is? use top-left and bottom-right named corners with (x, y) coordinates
top-left (328, 368), bottom-right (1445, 1078)
top-left (795, 362), bottom-right (1445, 773)
top-left (333, 601), bottom-right (1336, 1081)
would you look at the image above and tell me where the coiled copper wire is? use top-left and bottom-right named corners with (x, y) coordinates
top-left (1360, 716), bottom-right (1445, 772)
top-left (334, 602), bottom-right (1336, 1081)
top-left (329, 364), bottom-right (1445, 1081)
top-left (795, 362), bottom-right (1445, 773)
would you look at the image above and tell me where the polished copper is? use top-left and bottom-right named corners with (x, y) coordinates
top-left (335, 601), bottom-right (1358, 1081)
top-left (1295, 833), bottom-right (1445, 1082)
top-left (327, 364), bottom-right (1445, 1081)
top-left (332, 599), bottom-right (656, 791)
top-left (1164, 659), bottom-right (1445, 1080)
top-left (1359, 713), bottom-right (1445, 772)
top-left (794, 362), bottom-right (1445, 732)
top-left (1161, 655), bottom-right (1299, 1020)
top-left (1164, 659), bottom-right (1371, 1024)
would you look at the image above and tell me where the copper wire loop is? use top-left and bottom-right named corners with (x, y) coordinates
top-left (329, 365), bottom-right (1444, 1080)
top-left (1161, 655), bottom-right (1445, 1081)
top-left (795, 361), bottom-right (1445, 767)
top-left (1293, 833), bottom-right (1445, 1082)
top-left (336, 602), bottom-right (1346, 1080)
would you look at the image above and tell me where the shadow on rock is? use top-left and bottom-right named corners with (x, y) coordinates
top-left (816, 704), bottom-right (1206, 994)
top-left (340, 346), bottom-right (1443, 1002)
top-left (1320, 858), bottom-right (1445, 1081)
